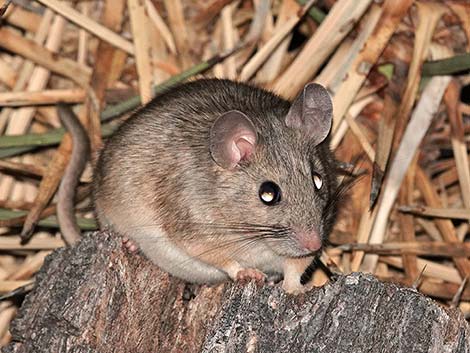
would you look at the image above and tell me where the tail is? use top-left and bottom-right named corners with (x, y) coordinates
top-left (57, 103), bottom-right (90, 246)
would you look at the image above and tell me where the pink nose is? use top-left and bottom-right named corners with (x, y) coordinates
top-left (295, 228), bottom-right (322, 252)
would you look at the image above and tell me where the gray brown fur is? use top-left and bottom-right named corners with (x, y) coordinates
top-left (93, 79), bottom-right (339, 290)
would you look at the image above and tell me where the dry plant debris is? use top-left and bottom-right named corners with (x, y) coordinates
top-left (0, 0), bottom-right (469, 346)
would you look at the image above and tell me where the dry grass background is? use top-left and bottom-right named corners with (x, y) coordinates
top-left (0, 0), bottom-right (469, 346)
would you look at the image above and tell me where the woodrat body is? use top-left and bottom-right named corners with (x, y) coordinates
top-left (62, 79), bottom-right (339, 292)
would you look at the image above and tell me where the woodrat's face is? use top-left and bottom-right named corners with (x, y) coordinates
top-left (215, 137), bottom-right (338, 258)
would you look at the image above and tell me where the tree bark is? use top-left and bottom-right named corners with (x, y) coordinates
top-left (3, 231), bottom-right (469, 353)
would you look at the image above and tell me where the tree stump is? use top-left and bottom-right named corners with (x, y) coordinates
top-left (3, 231), bottom-right (469, 353)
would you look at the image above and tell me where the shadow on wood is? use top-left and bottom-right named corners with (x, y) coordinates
top-left (3, 231), bottom-right (470, 352)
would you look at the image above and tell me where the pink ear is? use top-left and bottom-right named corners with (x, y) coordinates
top-left (210, 110), bottom-right (257, 169)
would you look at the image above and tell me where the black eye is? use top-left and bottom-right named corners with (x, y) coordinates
top-left (259, 181), bottom-right (282, 205)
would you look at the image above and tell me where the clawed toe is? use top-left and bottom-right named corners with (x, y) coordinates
top-left (235, 268), bottom-right (266, 285)
top-left (122, 237), bottom-right (139, 253)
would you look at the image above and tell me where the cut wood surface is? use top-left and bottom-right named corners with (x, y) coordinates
top-left (3, 231), bottom-right (469, 353)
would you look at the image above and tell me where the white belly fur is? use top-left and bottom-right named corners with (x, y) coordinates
top-left (131, 226), bottom-right (229, 283)
top-left (130, 226), bottom-right (285, 283)
top-left (99, 204), bottom-right (285, 283)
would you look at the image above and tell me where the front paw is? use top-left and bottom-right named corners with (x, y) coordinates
top-left (235, 268), bottom-right (266, 286)
top-left (122, 237), bottom-right (139, 253)
top-left (281, 277), bottom-right (307, 294)
top-left (282, 256), bottom-right (314, 294)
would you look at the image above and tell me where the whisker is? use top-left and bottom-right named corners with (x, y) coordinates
top-left (166, 233), bottom-right (281, 272)
top-left (123, 221), bottom-right (284, 232)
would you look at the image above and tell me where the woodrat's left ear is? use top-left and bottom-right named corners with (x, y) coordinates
top-left (285, 83), bottom-right (333, 146)
top-left (210, 110), bottom-right (257, 170)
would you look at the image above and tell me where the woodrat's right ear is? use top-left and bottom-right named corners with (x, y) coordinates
top-left (285, 83), bottom-right (333, 146)
top-left (210, 110), bottom-right (257, 170)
